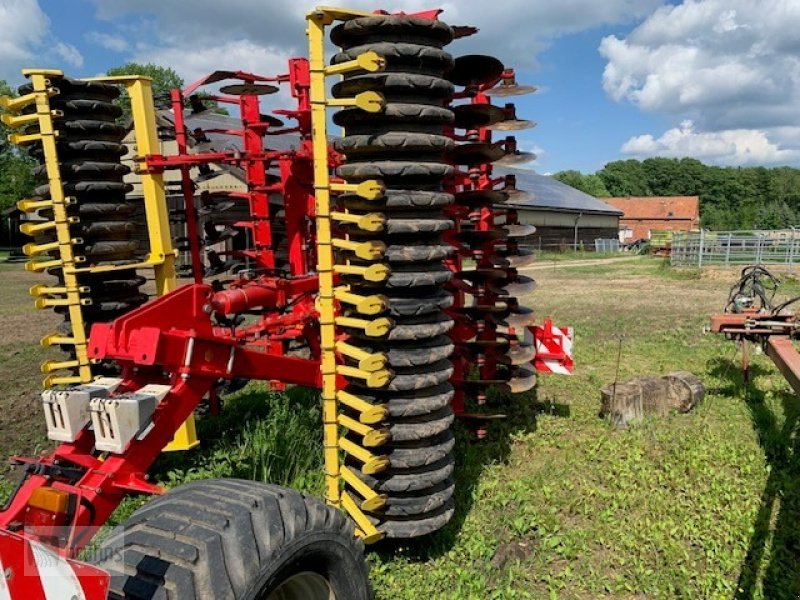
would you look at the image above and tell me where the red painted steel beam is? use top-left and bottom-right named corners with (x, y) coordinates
top-left (765, 336), bottom-right (800, 396)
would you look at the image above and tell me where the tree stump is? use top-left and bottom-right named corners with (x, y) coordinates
top-left (600, 371), bottom-right (704, 428)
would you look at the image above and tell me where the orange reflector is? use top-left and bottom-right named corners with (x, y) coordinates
top-left (28, 488), bottom-right (70, 514)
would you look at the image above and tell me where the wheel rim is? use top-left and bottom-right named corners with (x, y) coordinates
top-left (265, 571), bottom-right (335, 600)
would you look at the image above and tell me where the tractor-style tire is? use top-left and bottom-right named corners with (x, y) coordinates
top-left (91, 479), bottom-right (372, 600)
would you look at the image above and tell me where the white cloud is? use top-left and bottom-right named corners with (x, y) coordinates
top-left (600, 0), bottom-right (800, 131)
top-left (621, 120), bottom-right (800, 166)
top-left (90, 0), bottom-right (662, 68)
top-left (601, 0), bottom-right (800, 166)
top-left (0, 0), bottom-right (49, 82)
top-left (86, 31), bottom-right (128, 52)
top-left (54, 42), bottom-right (84, 68)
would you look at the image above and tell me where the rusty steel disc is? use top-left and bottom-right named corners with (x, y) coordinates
top-left (484, 83), bottom-right (538, 97)
top-left (487, 119), bottom-right (537, 131)
top-left (495, 151), bottom-right (537, 166)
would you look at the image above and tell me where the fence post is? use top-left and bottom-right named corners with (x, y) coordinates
top-left (756, 234), bottom-right (763, 265)
top-left (725, 233), bottom-right (731, 267)
top-left (698, 229), bottom-right (705, 268)
top-left (790, 228), bottom-right (796, 274)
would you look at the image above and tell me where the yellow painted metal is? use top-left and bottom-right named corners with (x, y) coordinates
top-left (43, 374), bottom-right (84, 387)
top-left (326, 90), bottom-right (385, 112)
top-left (0, 91), bottom-right (42, 112)
top-left (163, 414), bottom-right (200, 452)
top-left (41, 359), bottom-right (80, 373)
top-left (12, 69), bottom-right (93, 386)
top-left (307, 7), bottom-right (387, 543)
top-left (339, 437), bottom-right (389, 475)
top-left (337, 389), bottom-right (388, 424)
top-left (329, 179), bottom-right (385, 200)
top-left (337, 365), bottom-right (393, 388)
top-left (333, 287), bottom-right (387, 315)
top-left (330, 210), bottom-right (385, 232)
top-left (332, 237), bottom-right (385, 261)
top-left (17, 198), bottom-right (56, 212)
top-left (334, 262), bottom-right (390, 282)
top-left (40, 333), bottom-right (76, 347)
top-left (341, 491), bottom-right (384, 543)
top-left (308, 11), bottom-right (343, 509)
top-left (340, 466), bottom-right (387, 511)
top-left (335, 340), bottom-right (387, 372)
top-left (122, 77), bottom-right (177, 297)
top-left (336, 315), bottom-right (393, 337)
top-left (325, 51), bottom-right (386, 76)
top-left (338, 414), bottom-right (390, 447)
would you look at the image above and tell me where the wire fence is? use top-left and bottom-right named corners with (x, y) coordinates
top-left (671, 229), bottom-right (800, 272)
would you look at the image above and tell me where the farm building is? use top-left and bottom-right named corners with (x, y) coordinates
top-left (499, 167), bottom-right (623, 251)
top-left (605, 196), bottom-right (700, 243)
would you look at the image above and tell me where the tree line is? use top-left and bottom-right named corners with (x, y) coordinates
top-left (553, 158), bottom-right (800, 231)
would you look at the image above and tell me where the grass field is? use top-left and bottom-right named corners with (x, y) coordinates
top-left (0, 257), bottom-right (798, 599)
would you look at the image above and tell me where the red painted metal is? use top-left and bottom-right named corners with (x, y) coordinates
top-left (0, 530), bottom-right (110, 599)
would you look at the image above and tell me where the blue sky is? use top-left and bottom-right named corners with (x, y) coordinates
top-left (4, 0), bottom-right (800, 173)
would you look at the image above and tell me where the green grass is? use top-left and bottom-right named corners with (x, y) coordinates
top-left (1, 258), bottom-right (798, 598)
top-left (537, 250), bottom-right (625, 262)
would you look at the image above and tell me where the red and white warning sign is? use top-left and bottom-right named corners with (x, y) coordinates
top-left (528, 318), bottom-right (574, 375)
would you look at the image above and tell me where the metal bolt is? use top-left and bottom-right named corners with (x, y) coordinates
top-left (4, 567), bottom-right (12, 580)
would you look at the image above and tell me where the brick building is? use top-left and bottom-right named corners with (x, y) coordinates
top-left (604, 196), bottom-right (700, 243)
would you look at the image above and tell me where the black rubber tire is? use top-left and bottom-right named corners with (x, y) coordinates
top-left (349, 312), bottom-right (454, 342)
top-left (330, 15), bottom-right (454, 48)
top-left (334, 105), bottom-right (453, 132)
top-left (341, 189), bottom-right (453, 212)
top-left (384, 290), bottom-right (453, 317)
top-left (373, 478), bottom-right (455, 517)
top-left (374, 500), bottom-right (456, 539)
top-left (388, 407), bottom-right (455, 441)
top-left (332, 43), bottom-right (454, 76)
top-left (357, 335), bottom-right (454, 367)
top-left (91, 479), bottom-right (372, 600)
top-left (332, 73), bottom-right (454, 101)
top-left (353, 383), bottom-right (455, 418)
top-left (353, 455), bottom-right (455, 493)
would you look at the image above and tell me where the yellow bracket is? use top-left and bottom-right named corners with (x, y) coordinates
top-left (40, 333), bottom-right (77, 347)
top-left (331, 210), bottom-right (385, 232)
top-left (337, 389), bottom-right (388, 424)
top-left (339, 414), bottom-right (391, 447)
top-left (339, 437), bottom-right (390, 475)
top-left (325, 51), bottom-right (386, 76)
top-left (336, 340), bottom-right (387, 372)
top-left (334, 287), bottom-right (387, 315)
top-left (0, 90), bottom-right (49, 112)
top-left (342, 491), bottom-right (385, 544)
top-left (330, 179), bottom-right (385, 200)
top-left (340, 466), bottom-right (387, 511)
top-left (43, 374), bottom-right (84, 387)
top-left (1, 111), bottom-right (61, 129)
top-left (34, 296), bottom-right (90, 309)
top-left (333, 238), bottom-right (385, 261)
top-left (337, 365), bottom-right (393, 388)
top-left (326, 91), bottom-right (385, 112)
top-left (336, 316), bottom-right (393, 337)
top-left (334, 262), bottom-right (390, 282)
top-left (41, 359), bottom-right (80, 374)
top-left (8, 131), bottom-right (58, 145)
top-left (21, 218), bottom-right (76, 236)
top-left (23, 240), bottom-right (60, 256)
